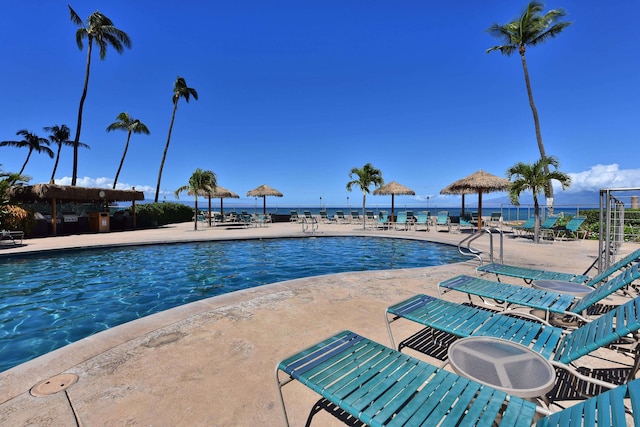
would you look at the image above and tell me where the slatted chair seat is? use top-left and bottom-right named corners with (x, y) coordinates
top-left (277, 330), bottom-right (640, 426)
top-left (477, 248), bottom-right (640, 286)
top-left (440, 264), bottom-right (640, 322)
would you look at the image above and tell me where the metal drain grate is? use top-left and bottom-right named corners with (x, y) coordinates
top-left (30, 373), bottom-right (79, 397)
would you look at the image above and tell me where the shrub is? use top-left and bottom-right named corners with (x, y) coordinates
top-left (128, 202), bottom-right (193, 228)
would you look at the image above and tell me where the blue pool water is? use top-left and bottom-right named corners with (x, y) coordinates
top-left (0, 236), bottom-right (466, 372)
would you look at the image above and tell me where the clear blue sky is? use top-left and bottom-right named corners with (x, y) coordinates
top-left (1, 1), bottom-right (638, 208)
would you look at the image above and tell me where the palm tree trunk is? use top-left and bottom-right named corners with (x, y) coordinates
top-left (520, 52), bottom-right (554, 212)
top-left (361, 193), bottom-right (366, 230)
top-left (155, 102), bottom-right (178, 202)
top-left (19, 150), bottom-right (32, 175)
top-left (193, 198), bottom-right (198, 230)
top-left (113, 131), bottom-right (132, 189)
top-left (50, 144), bottom-right (62, 184)
top-left (72, 39), bottom-right (93, 186)
top-left (533, 197), bottom-right (540, 243)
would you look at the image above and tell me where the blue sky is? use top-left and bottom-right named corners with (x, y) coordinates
top-left (1, 1), bottom-right (639, 209)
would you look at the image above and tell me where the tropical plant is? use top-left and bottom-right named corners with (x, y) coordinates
top-left (0, 166), bottom-right (30, 230)
top-left (155, 76), bottom-right (199, 202)
top-left (68, 5), bottom-right (131, 186)
top-left (346, 163), bottom-right (384, 229)
top-left (174, 168), bottom-right (217, 230)
top-left (0, 130), bottom-right (54, 175)
top-left (507, 156), bottom-right (571, 243)
top-left (486, 1), bottom-right (571, 213)
top-left (106, 112), bottom-right (150, 189)
top-left (44, 124), bottom-right (89, 184)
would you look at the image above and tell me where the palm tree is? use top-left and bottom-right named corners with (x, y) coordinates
top-left (346, 163), bottom-right (384, 229)
top-left (68, 5), bottom-right (131, 186)
top-left (507, 156), bottom-right (571, 243)
top-left (44, 124), bottom-right (89, 184)
top-left (174, 168), bottom-right (217, 231)
top-left (486, 1), bottom-right (571, 212)
top-left (0, 130), bottom-right (54, 175)
top-left (154, 76), bottom-right (199, 202)
top-left (106, 113), bottom-right (150, 189)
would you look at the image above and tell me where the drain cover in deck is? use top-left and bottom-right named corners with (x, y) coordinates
top-left (30, 373), bottom-right (79, 397)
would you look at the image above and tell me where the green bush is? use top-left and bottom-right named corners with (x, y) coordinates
top-left (128, 202), bottom-right (193, 228)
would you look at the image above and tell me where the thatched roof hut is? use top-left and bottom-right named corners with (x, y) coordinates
top-left (7, 184), bottom-right (145, 235)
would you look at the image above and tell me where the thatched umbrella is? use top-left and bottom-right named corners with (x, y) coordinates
top-left (373, 181), bottom-right (415, 223)
top-left (246, 184), bottom-right (283, 215)
top-left (205, 186), bottom-right (239, 224)
top-left (440, 170), bottom-right (510, 230)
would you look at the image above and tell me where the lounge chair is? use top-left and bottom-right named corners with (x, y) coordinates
top-left (334, 210), bottom-right (346, 224)
top-left (414, 211), bottom-right (430, 231)
top-left (538, 215), bottom-right (562, 239)
top-left (365, 210), bottom-right (376, 228)
top-left (303, 211), bottom-right (313, 221)
top-left (1, 229), bottom-right (24, 244)
top-left (435, 211), bottom-right (450, 232)
top-left (394, 212), bottom-right (408, 230)
top-left (350, 210), bottom-right (361, 224)
top-left (376, 211), bottom-right (389, 230)
top-left (477, 247), bottom-right (640, 285)
top-left (512, 217), bottom-right (535, 236)
top-left (552, 216), bottom-right (588, 240)
top-left (458, 214), bottom-right (475, 232)
top-left (276, 329), bottom-right (640, 427)
top-left (489, 212), bottom-right (502, 228)
top-left (289, 210), bottom-right (300, 223)
top-left (439, 263), bottom-right (640, 322)
top-left (385, 294), bottom-right (640, 390)
top-left (319, 210), bottom-right (334, 224)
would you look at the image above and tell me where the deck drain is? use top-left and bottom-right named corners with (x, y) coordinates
top-left (30, 373), bottom-right (79, 397)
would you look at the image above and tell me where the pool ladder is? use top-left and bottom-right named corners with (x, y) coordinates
top-left (302, 217), bottom-right (319, 233)
top-left (457, 228), bottom-right (504, 265)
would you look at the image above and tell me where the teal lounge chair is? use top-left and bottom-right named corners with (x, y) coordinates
top-left (289, 210), bottom-right (300, 223)
top-left (376, 211), bottom-right (389, 230)
top-left (512, 217), bottom-right (535, 236)
top-left (414, 211), bottom-right (430, 231)
top-left (458, 214), bottom-right (475, 232)
top-left (350, 210), bottom-right (361, 224)
top-left (365, 210), bottom-right (376, 228)
top-left (334, 211), bottom-right (346, 223)
top-left (553, 216), bottom-right (587, 240)
top-left (477, 247), bottom-right (640, 285)
top-left (394, 211), bottom-right (408, 230)
top-left (385, 294), bottom-right (640, 389)
top-left (439, 263), bottom-right (640, 322)
top-left (435, 211), bottom-right (450, 232)
top-left (538, 215), bottom-right (562, 239)
top-left (276, 330), bottom-right (640, 427)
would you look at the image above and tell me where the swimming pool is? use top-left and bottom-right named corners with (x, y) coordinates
top-left (0, 236), bottom-right (466, 372)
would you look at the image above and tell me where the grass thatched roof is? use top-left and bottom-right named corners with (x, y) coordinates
top-left (7, 184), bottom-right (145, 203)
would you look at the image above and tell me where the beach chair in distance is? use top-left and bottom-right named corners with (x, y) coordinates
top-left (512, 217), bottom-right (535, 236)
top-left (394, 211), bottom-right (408, 230)
top-left (489, 212), bottom-right (502, 228)
top-left (365, 210), bottom-right (375, 228)
top-left (439, 263), bottom-right (640, 323)
top-left (288, 210), bottom-right (300, 223)
top-left (376, 211), bottom-right (389, 230)
top-left (553, 216), bottom-right (587, 240)
top-left (319, 210), bottom-right (334, 224)
top-left (539, 215), bottom-right (562, 240)
top-left (334, 210), bottom-right (346, 224)
top-left (435, 211), bottom-right (451, 232)
top-left (276, 330), bottom-right (640, 427)
top-left (458, 214), bottom-right (475, 232)
top-left (414, 211), bottom-right (430, 231)
top-left (350, 210), bottom-right (361, 224)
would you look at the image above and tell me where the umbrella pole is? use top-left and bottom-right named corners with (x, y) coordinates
top-left (461, 194), bottom-right (465, 217)
top-left (263, 196), bottom-right (266, 215)
top-left (391, 194), bottom-right (395, 225)
top-left (208, 196), bottom-right (212, 227)
top-left (478, 191), bottom-right (483, 230)
top-left (220, 198), bottom-right (224, 222)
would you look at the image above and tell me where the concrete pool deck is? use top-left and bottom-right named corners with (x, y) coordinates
top-left (0, 220), bottom-right (636, 426)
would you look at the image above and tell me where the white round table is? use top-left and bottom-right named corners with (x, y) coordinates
top-left (447, 336), bottom-right (555, 399)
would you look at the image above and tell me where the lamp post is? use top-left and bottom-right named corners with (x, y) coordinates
top-left (320, 196), bottom-right (322, 210)
top-left (347, 196), bottom-right (350, 212)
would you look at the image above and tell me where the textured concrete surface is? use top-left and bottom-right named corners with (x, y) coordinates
top-left (0, 220), bottom-right (636, 426)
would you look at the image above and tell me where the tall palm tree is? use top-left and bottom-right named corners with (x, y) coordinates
top-left (174, 168), bottom-right (217, 231)
top-left (486, 1), bottom-right (571, 212)
top-left (106, 113), bottom-right (150, 189)
top-left (44, 124), bottom-right (89, 184)
top-left (346, 163), bottom-right (384, 229)
top-left (68, 5), bottom-right (131, 186)
top-left (154, 76), bottom-right (199, 202)
top-left (0, 130), bottom-right (54, 175)
top-left (507, 156), bottom-right (571, 243)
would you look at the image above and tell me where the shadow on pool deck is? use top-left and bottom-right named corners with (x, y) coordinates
top-left (0, 221), bottom-right (633, 426)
